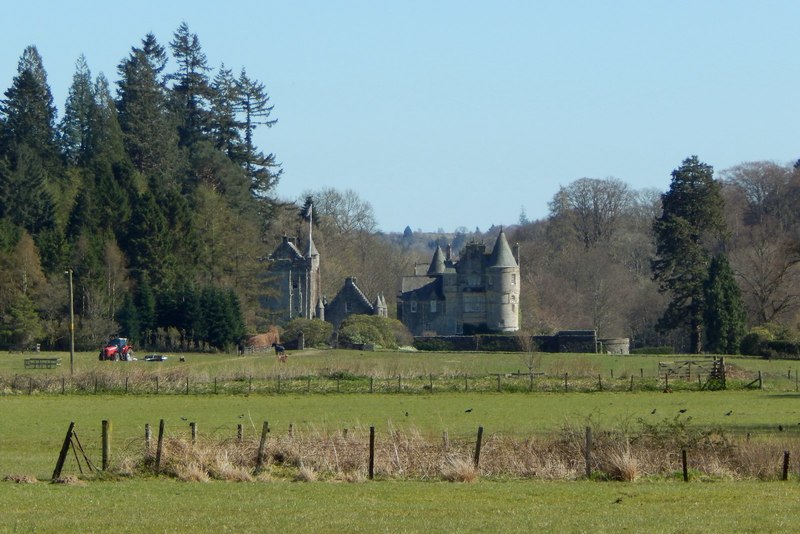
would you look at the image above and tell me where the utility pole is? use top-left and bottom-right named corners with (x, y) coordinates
top-left (65, 269), bottom-right (74, 376)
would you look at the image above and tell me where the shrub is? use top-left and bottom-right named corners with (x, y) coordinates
top-left (338, 315), bottom-right (411, 349)
top-left (283, 318), bottom-right (333, 347)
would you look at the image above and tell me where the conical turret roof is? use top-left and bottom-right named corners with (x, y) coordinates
top-left (427, 246), bottom-right (446, 275)
top-left (489, 229), bottom-right (517, 268)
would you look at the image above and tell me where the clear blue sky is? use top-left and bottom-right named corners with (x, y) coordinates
top-left (3, 1), bottom-right (799, 233)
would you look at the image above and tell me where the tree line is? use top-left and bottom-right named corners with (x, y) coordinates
top-left (0, 23), bottom-right (277, 351)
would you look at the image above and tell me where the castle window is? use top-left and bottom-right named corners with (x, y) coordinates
top-left (511, 294), bottom-right (516, 303)
top-left (410, 301), bottom-right (417, 313)
top-left (430, 300), bottom-right (437, 313)
top-left (345, 301), bottom-right (352, 313)
top-left (511, 274), bottom-right (516, 285)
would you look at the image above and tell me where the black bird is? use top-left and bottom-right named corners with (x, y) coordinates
top-left (180, 417), bottom-right (187, 421)
top-left (725, 411), bottom-right (733, 416)
top-left (238, 414), bottom-right (245, 418)
top-left (779, 424), bottom-right (784, 432)
top-left (465, 408), bottom-right (473, 413)
top-left (613, 497), bottom-right (623, 504)
top-left (651, 409), bottom-right (657, 415)
top-left (679, 409), bottom-right (687, 413)
top-left (405, 411), bottom-right (409, 417)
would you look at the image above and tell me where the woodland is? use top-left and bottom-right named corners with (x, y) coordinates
top-left (0, 24), bottom-right (797, 354)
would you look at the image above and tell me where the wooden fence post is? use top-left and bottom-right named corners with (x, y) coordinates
top-left (249, 376), bottom-right (252, 394)
top-left (52, 421), bottom-right (75, 480)
top-left (186, 377), bottom-right (189, 395)
top-left (630, 375), bottom-right (634, 391)
top-left (155, 419), bottom-right (165, 474)
top-left (585, 426), bottom-right (592, 478)
top-left (190, 422), bottom-right (197, 444)
top-left (125, 376), bottom-right (128, 394)
top-left (473, 426), bottom-right (484, 467)
top-left (214, 377), bottom-right (217, 394)
top-left (783, 450), bottom-right (790, 481)
top-left (237, 424), bottom-right (243, 441)
top-left (564, 373), bottom-right (568, 392)
top-left (61, 377), bottom-right (65, 394)
top-left (369, 426), bottom-right (375, 480)
top-left (28, 376), bottom-right (33, 395)
top-left (598, 374), bottom-right (602, 391)
top-left (155, 376), bottom-right (159, 394)
top-left (255, 421), bottom-right (270, 474)
top-left (102, 419), bottom-right (111, 471)
top-left (682, 449), bottom-right (688, 482)
top-left (497, 374), bottom-right (501, 392)
top-left (759, 370), bottom-right (763, 389)
top-left (145, 423), bottom-right (151, 449)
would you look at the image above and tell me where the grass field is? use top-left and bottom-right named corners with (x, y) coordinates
top-left (3, 348), bottom-right (800, 532)
top-left (2, 479), bottom-right (800, 533)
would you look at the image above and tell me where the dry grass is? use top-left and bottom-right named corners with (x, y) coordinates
top-left (441, 456), bottom-right (478, 482)
top-left (3, 474), bottom-right (38, 484)
top-left (106, 419), bottom-right (800, 483)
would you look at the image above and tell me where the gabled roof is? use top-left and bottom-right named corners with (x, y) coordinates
top-left (332, 277), bottom-right (374, 311)
top-left (488, 229), bottom-right (517, 268)
top-left (270, 235), bottom-right (304, 261)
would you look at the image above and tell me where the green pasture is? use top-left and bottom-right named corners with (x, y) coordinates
top-left (2, 478), bottom-right (800, 533)
top-left (2, 347), bottom-right (796, 386)
top-left (3, 349), bottom-right (800, 532)
top-left (4, 390), bottom-right (800, 479)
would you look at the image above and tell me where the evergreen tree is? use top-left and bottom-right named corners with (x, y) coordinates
top-left (703, 254), bottom-right (747, 354)
top-left (0, 46), bottom-right (60, 171)
top-left (169, 22), bottom-right (212, 149)
top-left (209, 64), bottom-right (243, 159)
top-left (116, 34), bottom-right (178, 177)
top-left (0, 144), bottom-right (55, 235)
top-left (236, 68), bottom-right (281, 196)
top-left (59, 55), bottom-right (95, 166)
top-left (651, 156), bottom-right (726, 353)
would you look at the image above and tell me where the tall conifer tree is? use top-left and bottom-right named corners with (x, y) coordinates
top-left (652, 156), bottom-right (726, 353)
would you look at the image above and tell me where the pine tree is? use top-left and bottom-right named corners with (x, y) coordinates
top-left (116, 34), bottom-right (179, 177)
top-left (652, 156), bottom-right (726, 353)
top-left (210, 64), bottom-right (243, 159)
top-left (0, 46), bottom-right (60, 170)
top-left (703, 254), bottom-right (747, 354)
top-left (236, 68), bottom-right (281, 197)
top-left (169, 22), bottom-right (212, 149)
top-left (59, 55), bottom-right (95, 166)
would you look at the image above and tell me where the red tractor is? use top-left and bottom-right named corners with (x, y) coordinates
top-left (99, 337), bottom-right (134, 361)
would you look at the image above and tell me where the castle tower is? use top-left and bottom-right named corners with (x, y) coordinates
top-left (487, 229), bottom-right (520, 332)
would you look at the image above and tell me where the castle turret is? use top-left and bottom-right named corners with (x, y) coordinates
top-left (487, 229), bottom-right (520, 332)
top-left (427, 246), bottom-right (446, 275)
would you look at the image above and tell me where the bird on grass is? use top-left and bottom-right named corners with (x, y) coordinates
top-left (238, 414), bottom-right (245, 418)
top-left (725, 411), bottom-right (733, 416)
top-left (779, 425), bottom-right (784, 432)
top-left (465, 408), bottom-right (473, 413)
top-left (679, 409), bottom-right (687, 413)
top-left (651, 409), bottom-right (657, 415)
top-left (180, 417), bottom-right (187, 421)
top-left (405, 411), bottom-right (409, 417)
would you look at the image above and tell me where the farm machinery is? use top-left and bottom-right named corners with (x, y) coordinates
top-left (99, 337), bottom-right (135, 361)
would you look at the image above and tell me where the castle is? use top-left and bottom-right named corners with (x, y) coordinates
top-left (263, 221), bottom-right (520, 338)
top-left (397, 229), bottom-right (520, 336)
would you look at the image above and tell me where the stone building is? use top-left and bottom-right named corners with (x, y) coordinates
top-left (397, 229), bottom-right (520, 336)
top-left (261, 234), bottom-right (322, 322)
top-left (263, 231), bottom-right (386, 328)
top-left (324, 277), bottom-right (388, 329)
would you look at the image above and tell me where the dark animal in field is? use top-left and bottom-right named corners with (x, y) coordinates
top-left (272, 343), bottom-right (287, 362)
top-left (679, 409), bottom-right (687, 413)
top-left (464, 408), bottom-right (473, 413)
top-left (651, 409), bottom-right (657, 415)
top-left (725, 410), bottom-right (732, 416)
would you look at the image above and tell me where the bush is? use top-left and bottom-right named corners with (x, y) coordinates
top-left (283, 318), bottom-right (333, 347)
top-left (337, 315), bottom-right (411, 349)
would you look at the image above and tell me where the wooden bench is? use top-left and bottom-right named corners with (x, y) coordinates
top-left (24, 357), bottom-right (61, 369)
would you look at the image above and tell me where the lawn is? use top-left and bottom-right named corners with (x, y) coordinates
top-left (1, 478), bottom-right (799, 533)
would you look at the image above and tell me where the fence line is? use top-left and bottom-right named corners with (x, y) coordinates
top-left (0, 368), bottom-right (772, 396)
